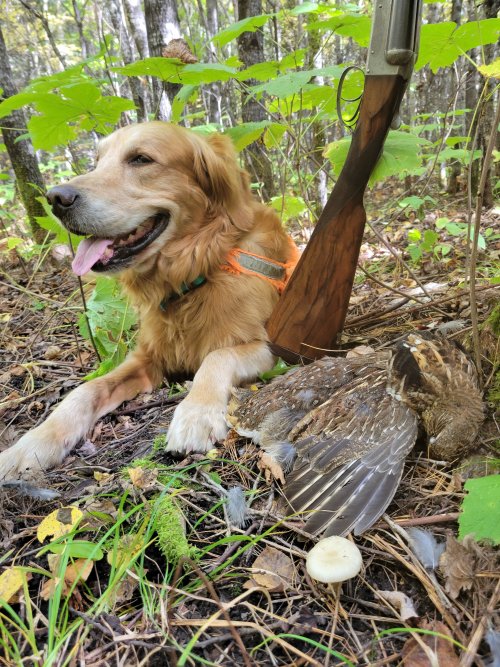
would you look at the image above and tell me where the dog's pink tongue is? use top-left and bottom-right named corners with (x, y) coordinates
top-left (72, 238), bottom-right (114, 276)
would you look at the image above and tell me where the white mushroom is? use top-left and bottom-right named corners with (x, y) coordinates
top-left (306, 535), bottom-right (362, 584)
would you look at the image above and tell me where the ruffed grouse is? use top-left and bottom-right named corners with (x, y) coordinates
top-left (227, 333), bottom-right (484, 537)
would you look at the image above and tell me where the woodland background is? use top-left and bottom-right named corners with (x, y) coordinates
top-left (0, 0), bottom-right (499, 666)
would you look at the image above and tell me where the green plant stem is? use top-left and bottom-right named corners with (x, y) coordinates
top-left (469, 96), bottom-right (500, 376)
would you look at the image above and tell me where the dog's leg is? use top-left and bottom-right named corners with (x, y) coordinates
top-left (166, 341), bottom-right (274, 453)
top-left (0, 353), bottom-right (156, 480)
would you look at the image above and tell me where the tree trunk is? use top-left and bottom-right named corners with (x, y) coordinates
top-left (477, 0), bottom-right (499, 208)
top-left (237, 0), bottom-right (274, 199)
top-left (122, 0), bottom-right (149, 59)
top-left (446, 0), bottom-right (463, 194)
top-left (144, 0), bottom-right (181, 120)
top-left (307, 14), bottom-right (328, 218)
top-left (0, 25), bottom-right (46, 245)
top-left (71, 0), bottom-right (93, 60)
top-left (108, 0), bottom-right (149, 121)
top-left (204, 0), bottom-right (222, 124)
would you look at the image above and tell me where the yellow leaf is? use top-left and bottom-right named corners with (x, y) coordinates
top-left (37, 506), bottom-right (84, 543)
top-left (0, 567), bottom-right (26, 602)
top-left (478, 58), bottom-right (500, 79)
top-left (128, 466), bottom-right (158, 489)
top-left (94, 471), bottom-right (112, 484)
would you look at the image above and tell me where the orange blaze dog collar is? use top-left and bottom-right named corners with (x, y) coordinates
top-left (221, 238), bottom-right (299, 293)
top-left (160, 237), bottom-right (299, 310)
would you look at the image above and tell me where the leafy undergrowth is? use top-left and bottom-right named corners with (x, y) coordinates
top-left (0, 199), bottom-right (499, 666)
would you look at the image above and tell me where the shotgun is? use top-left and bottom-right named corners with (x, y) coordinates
top-left (267, 0), bottom-right (423, 362)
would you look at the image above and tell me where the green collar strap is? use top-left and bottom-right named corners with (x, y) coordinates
top-left (160, 275), bottom-right (206, 311)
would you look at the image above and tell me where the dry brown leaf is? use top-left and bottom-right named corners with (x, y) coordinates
top-left (439, 534), bottom-right (483, 599)
top-left (258, 451), bottom-right (285, 484)
top-left (246, 546), bottom-right (295, 592)
top-left (41, 555), bottom-right (94, 600)
top-left (378, 590), bottom-right (419, 621)
top-left (127, 466), bottom-right (158, 490)
top-left (402, 620), bottom-right (460, 666)
top-left (107, 572), bottom-right (138, 606)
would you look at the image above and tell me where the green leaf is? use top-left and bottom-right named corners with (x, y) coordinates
top-left (417, 19), bottom-right (500, 73)
top-left (263, 123), bottom-right (286, 148)
top-left (289, 3), bottom-right (330, 16)
top-left (408, 244), bottom-right (422, 262)
top-left (43, 541), bottom-right (104, 560)
top-left (421, 229), bottom-right (439, 251)
top-left (408, 229), bottom-right (422, 242)
top-left (308, 13), bottom-right (372, 47)
top-left (171, 84), bottom-right (198, 123)
top-left (78, 277), bottom-right (137, 376)
top-left (35, 197), bottom-right (85, 246)
top-left (235, 61), bottom-right (280, 82)
top-left (459, 475), bottom-right (500, 544)
top-left (225, 121), bottom-right (270, 151)
top-left (113, 57), bottom-right (184, 81)
top-left (259, 358), bottom-right (295, 381)
top-left (251, 71), bottom-right (313, 98)
top-left (5, 237), bottom-right (24, 250)
top-left (398, 195), bottom-right (436, 210)
top-left (212, 14), bottom-right (274, 48)
top-left (269, 194), bottom-right (307, 222)
top-left (325, 131), bottom-right (430, 184)
top-left (0, 92), bottom-right (39, 119)
top-left (179, 62), bottom-right (237, 84)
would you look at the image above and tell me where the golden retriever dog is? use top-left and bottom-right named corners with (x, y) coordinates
top-left (0, 122), bottom-right (297, 480)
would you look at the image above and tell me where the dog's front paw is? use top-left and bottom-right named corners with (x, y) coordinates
top-left (0, 426), bottom-right (69, 481)
top-left (166, 399), bottom-right (229, 454)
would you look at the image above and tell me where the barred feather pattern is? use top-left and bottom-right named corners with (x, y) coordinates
top-left (227, 334), bottom-right (484, 537)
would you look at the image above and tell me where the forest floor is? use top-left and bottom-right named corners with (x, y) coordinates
top-left (0, 192), bottom-right (499, 666)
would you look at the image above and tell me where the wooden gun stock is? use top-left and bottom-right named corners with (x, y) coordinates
top-left (267, 0), bottom-right (422, 363)
top-left (267, 74), bottom-right (408, 363)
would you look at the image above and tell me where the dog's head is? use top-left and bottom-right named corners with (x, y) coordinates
top-left (47, 122), bottom-right (253, 276)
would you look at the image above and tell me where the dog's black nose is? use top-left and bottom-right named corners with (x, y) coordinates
top-left (46, 185), bottom-right (80, 214)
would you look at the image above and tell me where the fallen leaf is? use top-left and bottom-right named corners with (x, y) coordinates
top-left (107, 573), bottom-right (138, 606)
top-left (128, 466), bottom-right (158, 490)
top-left (41, 555), bottom-right (94, 600)
top-left (439, 534), bottom-right (485, 599)
top-left (0, 567), bottom-right (29, 603)
top-left (258, 451), bottom-right (285, 484)
top-left (37, 507), bottom-right (84, 543)
top-left (402, 620), bottom-right (459, 666)
top-left (106, 534), bottom-right (143, 569)
top-left (378, 590), bottom-right (419, 621)
top-left (44, 345), bottom-right (62, 360)
top-left (245, 546), bottom-right (295, 592)
top-left (94, 471), bottom-right (113, 484)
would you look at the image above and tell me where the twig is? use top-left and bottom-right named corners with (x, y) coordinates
top-left (381, 512), bottom-right (460, 527)
top-left (359, 264), bottom-right (450, 317)
top-left (460, 579), bottom-right (500, 667)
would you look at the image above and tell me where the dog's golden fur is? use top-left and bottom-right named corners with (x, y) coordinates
top-left (0, 122), bottom-right (296, 479)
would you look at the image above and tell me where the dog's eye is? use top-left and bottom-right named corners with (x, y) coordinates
top-left (129, 154), bottom-right (154, 165)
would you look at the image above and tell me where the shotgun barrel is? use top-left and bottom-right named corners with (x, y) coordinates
top-left (267, 0), bottom-right (422, 363)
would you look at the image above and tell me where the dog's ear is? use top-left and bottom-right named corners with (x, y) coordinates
top-left (192, 133), bottom-right (253, 230)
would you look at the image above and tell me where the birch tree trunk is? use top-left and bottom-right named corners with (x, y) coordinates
top-left (108, 0), bottom-right (149, 121)
top-left (144, 0), bottom-right (181, 120)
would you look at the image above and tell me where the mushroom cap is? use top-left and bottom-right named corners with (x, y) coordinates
top-left (306, 535), bottom-right (362, 583)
